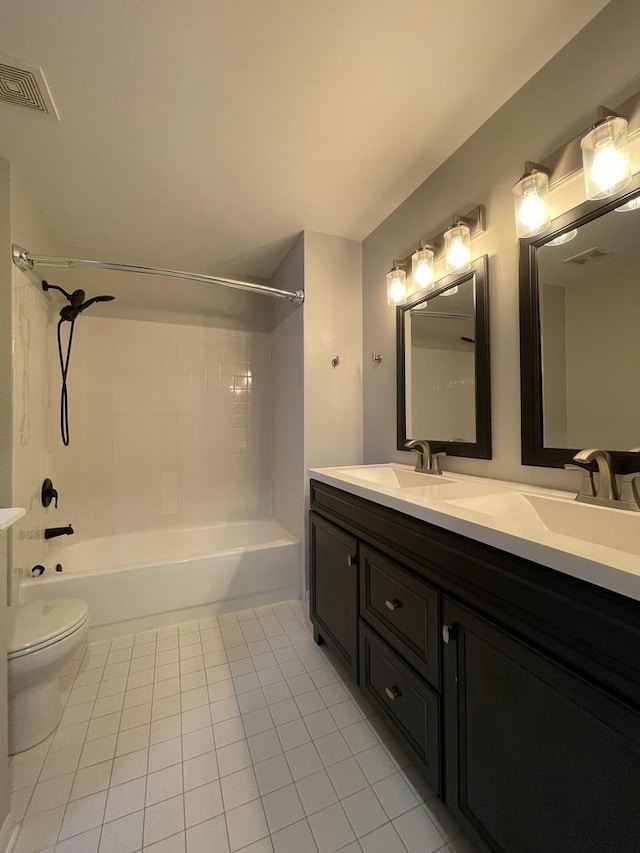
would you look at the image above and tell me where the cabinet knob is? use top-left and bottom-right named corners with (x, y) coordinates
top-left (385, 599), bottom-right (402, 611)
top-left (442, 623), bottom-right (458, 644)
top-left (347, 554), bottom-right (356, 567)
top-left (384, 685), bottom-right (401, 701)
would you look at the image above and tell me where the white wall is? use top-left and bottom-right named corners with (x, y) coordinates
top-left (271, 236), bottom-right (305, 541)
top-left (362, 0), bottom-right (640, 490)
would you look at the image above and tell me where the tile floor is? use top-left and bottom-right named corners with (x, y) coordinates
top-left (10, 600), bottom-right (479, 853)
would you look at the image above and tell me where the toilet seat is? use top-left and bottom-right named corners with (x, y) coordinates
top-left (8, 599), bottom-right (89, 660)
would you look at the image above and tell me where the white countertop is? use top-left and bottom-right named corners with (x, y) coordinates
top-left (0, 507), bottom-right (26, 530)
top-left (309, 464), bottom-right (640, 603)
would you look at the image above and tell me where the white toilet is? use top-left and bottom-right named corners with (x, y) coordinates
top-left (7, 598), bottom-right (89, 754)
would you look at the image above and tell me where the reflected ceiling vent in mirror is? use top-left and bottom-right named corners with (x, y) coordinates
top-left (0, 55), bottom-right (59, 119)
top-left (562, 247), bottom-right (611, 266)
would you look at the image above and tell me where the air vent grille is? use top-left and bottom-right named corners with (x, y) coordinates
top-left (563, 247), bottom-right (612, 266)
top-left (0, 56), bottom-right (58, 119)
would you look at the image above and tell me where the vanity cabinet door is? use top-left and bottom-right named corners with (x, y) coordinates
top-left (309, 512), bottom-right (358, 679)
top-left (443, 598), bottom-right (640, 853)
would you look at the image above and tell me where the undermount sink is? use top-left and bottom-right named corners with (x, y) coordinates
top-left (332, 465), bottom-right (455, 489)
top-left (444, 492), bottom-right (640, 555)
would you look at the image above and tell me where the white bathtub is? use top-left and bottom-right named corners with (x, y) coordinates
top-left (19, 520), bottom-right (301, 640)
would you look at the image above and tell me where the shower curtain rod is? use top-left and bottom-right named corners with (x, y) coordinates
top-left (11, 244), bottom-right (305, 304)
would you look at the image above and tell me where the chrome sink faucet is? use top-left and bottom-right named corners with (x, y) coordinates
top-left (567, 448), bottom-right (640, 511)
top-left (404, 439), bottom-right (446, 475)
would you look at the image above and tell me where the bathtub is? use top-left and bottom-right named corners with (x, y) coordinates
top-left (19, 519), bottom-right (301, 640)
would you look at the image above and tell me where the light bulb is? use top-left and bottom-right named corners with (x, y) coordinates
top-left (581, 116), bottom-right (631, 200)
top-left (546, 229), bottom-right (578, 247)
top-left (386, 267), bottom-right (407, 306)
top-left (615, 196), bottom-right (640, 212)
top-left (411, 246), bottom-right (434, 289)
top-left (444, 224), bottom-right (471, 273)
top-left (513, 169), bottom-right (550, 237)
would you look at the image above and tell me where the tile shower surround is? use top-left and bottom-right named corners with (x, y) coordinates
top-left (12, 308), bottom-right (273, 575)
top-left (10, 600), bottom-right (478, 853)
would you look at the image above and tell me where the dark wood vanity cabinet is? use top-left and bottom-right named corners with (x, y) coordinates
top-left (309, 512), bottom-right (358, 679)
top-left (309, 479), bottom-right (640, 853)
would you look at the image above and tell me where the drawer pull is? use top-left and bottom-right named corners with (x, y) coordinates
top-left (385, 598), bottom-right (402, 611)
top-left (347, 554), bottom-right (356, 567)
top-left (443, 623), bottom-right (458, 644)
top-left (384, 685), bottom-right (401, 701)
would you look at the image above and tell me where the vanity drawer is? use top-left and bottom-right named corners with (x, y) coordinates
top-left (360, 545), bottom-right (440, 688)
top-left (359, 621), bottom-right (441, 794)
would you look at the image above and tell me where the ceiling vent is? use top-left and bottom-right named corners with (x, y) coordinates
top-left (0, 56), bottom-right (58, 119)
top-left (562, 247), bottom-right (612, 266)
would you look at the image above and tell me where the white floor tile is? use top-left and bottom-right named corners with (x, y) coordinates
top-left (373, 772), bottom-right (419, 820)
top-left (284, 743), bottom-right (323, 782)
top-left (310, 801), bottom-right (358, 852)
top-left (275, 720), bottom-right (309, 752)
top-left (148, 737), bottom-right (182, 773)
top-left (182, 727), bottom-right (215, 762)
top-left (341, 788), bottom-right (388, 838)
top-left (59, 790), bottom-right (108, 841)
top-left (183, 752), bottom-right (219, 792)
top-left (314, 732), bottom-right (351, 768)
top-left (217, 740), bottom-right (252, 777)
top-left (150, 715), bottom-right (182, 746)
top-left (393, 806), bottom-right (445, 853)
top-left (144, 794), bottom-right (185, 847)
top-left (184, 780), bottom-right (224, 827)
top-left (99, 810), bottom-right (144, 853)
top-left (16, 805), bottom-right (65, 852)
top-left (303, 710), bottom-right (337, 740)
top-left (69, 761), bottom-right (113, 801)
top-left (360, 822), bottom-right (406, 853)
top-left (146, 764), bottom-right (184, 807)
top-left (268, 700), bottom-right (300, 727)
top-left (144, 830), bottom-right (185, 852)
top-left (253, 755), bottom-right (293, 797)
top-left (295, 770), bottom-right (338, 816)
top-left (262, 783), bottom-right (305, 833)
top-left (356, 746), bottom-right (397, 785)
top-left (28, 773), bottom-right (74, 814)
top-left (225, 800), bottom-right (269, 852)
top-left (221, 767), bottom-right (260, 811)
top-left (105, 777), bottom-right (146, 822)
top-left (55, 826), bottom-right (101, 853)
top-left (341, 722), bottom-right (378, 755)
top-left (242, 709), bottom-right (274, 738)
top-left (185, 815), bottom-right (229, 853)
top-left (247, 731), bottom-right (282, 764)
top-left (111, 748), bottom-right (149, 786)
top-left (270, 818), bottom-right (318, 853)
top-left (214, 717), bottom-right (246, 749)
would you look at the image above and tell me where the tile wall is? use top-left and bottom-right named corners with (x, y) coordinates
top-left (12, 312), bottom-right (272, 578)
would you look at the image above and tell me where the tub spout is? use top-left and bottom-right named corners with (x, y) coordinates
top-left (44, 524), bottom-right (74, 540)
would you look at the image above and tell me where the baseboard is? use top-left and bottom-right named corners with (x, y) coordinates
top-left (0, 811), bottom-right (19, 853)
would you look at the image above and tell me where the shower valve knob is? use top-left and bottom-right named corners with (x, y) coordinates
top-left (41, 479), bottom-right (59, 508)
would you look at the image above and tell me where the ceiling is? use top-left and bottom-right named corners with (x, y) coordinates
top-left (0, 0), bottom-right (610, 289)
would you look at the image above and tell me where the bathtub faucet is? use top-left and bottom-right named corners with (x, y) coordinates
top-left (44, 524), bottom-right (74, 540)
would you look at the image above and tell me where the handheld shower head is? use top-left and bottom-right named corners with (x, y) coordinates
top-left (78, 294), bottom-right (115, 312)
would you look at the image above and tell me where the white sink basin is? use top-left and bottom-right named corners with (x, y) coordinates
top-left (332, 465), bottom-right (455, 489)
top-left (445, 492), bottom-right (640, 555)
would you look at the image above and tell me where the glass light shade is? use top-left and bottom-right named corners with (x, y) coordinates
top-left (581, 116), bottom-right (631, 200)
top-left (546, 228), bottom-right (578, 247)
top-left (444, 223), bottom-right (471, 273)
top-left (386, 267), bottom-right (407, 306)
top-left (411, 247), bottom-right (435, 289)
top-left (615, 196), bottom-right (640, 212)
top-left (513, 170), bottom-right (550, 237)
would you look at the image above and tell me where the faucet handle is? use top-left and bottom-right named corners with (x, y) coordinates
top-left (619, 473), bottom-right (640, 509)
top-left (432, 452), bottom-right (447, 475)
top-left (564, 463), bottom-right (595, 497)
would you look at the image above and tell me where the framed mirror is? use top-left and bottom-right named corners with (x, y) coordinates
top-left (397, 255), bottom-right (491, 459)
top-left (519, 173), bottom-right (640, 471)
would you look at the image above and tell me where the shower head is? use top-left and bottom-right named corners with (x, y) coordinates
top-left (43, 280), bottom-right (115, 321)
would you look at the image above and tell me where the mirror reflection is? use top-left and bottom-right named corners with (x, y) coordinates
top-left (405, 280), bottom-right (476, 443)
top-left (538, 193), bottom-right (640, 451)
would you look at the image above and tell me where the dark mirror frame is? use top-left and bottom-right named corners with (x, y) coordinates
top-left (396, 254), bottom-right (491, 459)
top-left (519, 172), bottom-right (640, 473)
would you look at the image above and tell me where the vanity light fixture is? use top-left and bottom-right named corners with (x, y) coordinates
top-left (581, 114), bottom-right (631, 200)
top-left (411, 242), bottom-right (435, 289)
top-left (386, 262), bottom-right (407, 306)
top-left (386, 205), bottom-right (485, 306)
top-left (515, 92), bottom-right (640, 238)
top-left (513, 163), bottom-right (551, 237)
top-left (444, 221), bottom-right (471, 274)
